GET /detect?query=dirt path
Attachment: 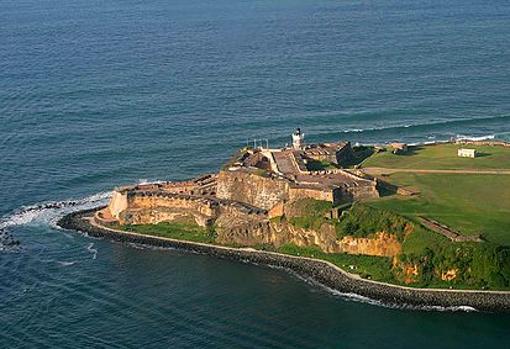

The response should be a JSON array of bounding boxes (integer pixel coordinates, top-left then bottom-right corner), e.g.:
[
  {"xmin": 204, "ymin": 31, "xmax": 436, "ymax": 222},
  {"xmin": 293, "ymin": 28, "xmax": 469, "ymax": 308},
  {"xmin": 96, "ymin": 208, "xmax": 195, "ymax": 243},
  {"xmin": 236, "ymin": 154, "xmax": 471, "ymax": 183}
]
[{"xmin": 362, "ymin": 167, "xmax": 510, "ymax": 176}]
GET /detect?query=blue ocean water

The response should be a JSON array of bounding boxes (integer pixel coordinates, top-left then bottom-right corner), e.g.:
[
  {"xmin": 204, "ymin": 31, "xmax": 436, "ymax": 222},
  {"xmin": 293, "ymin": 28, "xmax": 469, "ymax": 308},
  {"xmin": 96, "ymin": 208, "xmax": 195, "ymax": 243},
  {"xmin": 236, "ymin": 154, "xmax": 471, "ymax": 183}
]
[{"xmin": 1, "ymin": 0, "xmax": 510, "ymax": 347}]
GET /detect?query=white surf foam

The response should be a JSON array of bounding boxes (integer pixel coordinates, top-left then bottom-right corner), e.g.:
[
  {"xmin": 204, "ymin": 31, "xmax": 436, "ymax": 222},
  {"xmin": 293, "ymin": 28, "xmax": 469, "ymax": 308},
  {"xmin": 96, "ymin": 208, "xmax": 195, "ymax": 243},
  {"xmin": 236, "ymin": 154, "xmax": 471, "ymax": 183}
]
[
  {"xmin": 87, "ymin": 243, "xmax": 98, "ymax": 260},
  {"xmin": 57, "ymin": 261, "xmax": 77, "ymax": 267},
  {"xmin": 0, "ymin": 191, "xmax": 111, "ymax": 231},
  {"xmin": 456, "ymin": 134, "xmax": 496, "ymax": 141}
]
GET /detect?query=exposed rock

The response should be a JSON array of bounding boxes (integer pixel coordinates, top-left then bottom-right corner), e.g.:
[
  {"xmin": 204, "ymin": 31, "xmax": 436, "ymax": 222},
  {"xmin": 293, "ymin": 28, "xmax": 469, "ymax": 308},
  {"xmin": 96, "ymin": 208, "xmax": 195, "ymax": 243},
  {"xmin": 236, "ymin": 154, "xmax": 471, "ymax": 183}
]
[
  {"xmin": 441, "ymin": 269, "xmax": 458, "ymax": 281},
  {"xmin": 217, "ymin": 220, "xmax": 401, "ymax": 257},
  {"xmin": 0, "ymin": 228, "xmax": 21, "ymax": 252},
  {"xmin": 338, "ymin": 232, "xmax": 401, "ymax": 257}
]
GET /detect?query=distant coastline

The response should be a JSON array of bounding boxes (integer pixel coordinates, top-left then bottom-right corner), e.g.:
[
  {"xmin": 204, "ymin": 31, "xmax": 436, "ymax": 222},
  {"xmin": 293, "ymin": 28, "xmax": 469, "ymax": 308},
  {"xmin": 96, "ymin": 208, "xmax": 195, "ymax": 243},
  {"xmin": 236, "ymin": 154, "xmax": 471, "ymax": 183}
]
[{"xmin": 58, "ymin": 208, "xmax": 510, "ymax": 313}]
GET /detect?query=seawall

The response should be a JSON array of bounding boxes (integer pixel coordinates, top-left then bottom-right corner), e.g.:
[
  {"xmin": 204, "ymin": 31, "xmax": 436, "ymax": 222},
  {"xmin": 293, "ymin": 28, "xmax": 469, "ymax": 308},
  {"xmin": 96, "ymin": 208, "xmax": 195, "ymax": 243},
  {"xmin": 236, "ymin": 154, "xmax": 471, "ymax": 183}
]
[{"xmin": 57, "ymin": 208, "xmax": 510, "ymax": 313}]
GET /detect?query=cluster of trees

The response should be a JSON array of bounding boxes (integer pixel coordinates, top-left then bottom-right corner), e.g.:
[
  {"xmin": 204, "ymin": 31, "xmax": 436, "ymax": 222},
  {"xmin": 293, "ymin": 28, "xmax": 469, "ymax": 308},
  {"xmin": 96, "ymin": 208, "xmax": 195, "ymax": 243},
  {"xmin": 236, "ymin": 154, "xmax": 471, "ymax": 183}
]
[{"xmin": 399, "ymin": 243, "xmax": 510, "ymax": 289}]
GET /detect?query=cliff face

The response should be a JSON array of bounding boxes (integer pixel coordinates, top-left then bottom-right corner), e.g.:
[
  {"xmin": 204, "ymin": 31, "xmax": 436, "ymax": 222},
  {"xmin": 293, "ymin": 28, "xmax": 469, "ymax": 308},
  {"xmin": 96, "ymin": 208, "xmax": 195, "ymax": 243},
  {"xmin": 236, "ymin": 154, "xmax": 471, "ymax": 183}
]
[
  {"xmin": 216, "ymin": 170, "xmax": 289, "ymax": 210},
  {"xmin": 216, "ymin": 220, "xmax": 401, "ymax": 257},
  {"xmin": 338, "ymin": 232, "xmax": 400, "ymax": 257}
]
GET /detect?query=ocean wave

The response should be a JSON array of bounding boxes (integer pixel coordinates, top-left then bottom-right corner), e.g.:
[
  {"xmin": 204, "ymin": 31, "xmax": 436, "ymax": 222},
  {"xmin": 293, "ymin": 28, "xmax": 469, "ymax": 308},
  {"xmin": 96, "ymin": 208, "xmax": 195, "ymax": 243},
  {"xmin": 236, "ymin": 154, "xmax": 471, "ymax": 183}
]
[
  {"xmin": 57, "ymin": 260, "xmax": 77, "ymax": 266},
  {"xmin": 456, "ymin": 134, "xmax": 496, "ymax": 141},
  {"xmin": 0, "ymin": 191, "xmax": 111, "ymax": 252},
  {"xmin": 87, "ymin": 243, "xmax": 98, "ymax": 260},
  {"xmin": 0, "ymin": 191, "xmax": 111, "ymax": 231},
  {"xmin": 338, "ymin": 114, "xmax": 510, "ymax": 136}
]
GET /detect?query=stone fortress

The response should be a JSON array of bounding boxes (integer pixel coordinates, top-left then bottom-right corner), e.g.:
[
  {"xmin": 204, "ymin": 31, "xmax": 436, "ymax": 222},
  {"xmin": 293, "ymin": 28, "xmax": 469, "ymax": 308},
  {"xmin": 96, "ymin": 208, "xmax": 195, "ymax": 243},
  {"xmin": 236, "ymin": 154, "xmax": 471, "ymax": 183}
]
[{"xmin": 96, "ymin": 129, "xmax": 394, "ymax": 256}]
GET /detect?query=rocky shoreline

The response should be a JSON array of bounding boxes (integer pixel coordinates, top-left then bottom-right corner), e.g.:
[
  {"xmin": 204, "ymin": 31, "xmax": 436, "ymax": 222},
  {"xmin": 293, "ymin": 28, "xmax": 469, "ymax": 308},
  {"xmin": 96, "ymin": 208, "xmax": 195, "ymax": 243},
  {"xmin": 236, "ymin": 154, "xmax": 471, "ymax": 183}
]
[{"xmin": 57, "ymin": 208, "xmax": 510, "ymax": 313}]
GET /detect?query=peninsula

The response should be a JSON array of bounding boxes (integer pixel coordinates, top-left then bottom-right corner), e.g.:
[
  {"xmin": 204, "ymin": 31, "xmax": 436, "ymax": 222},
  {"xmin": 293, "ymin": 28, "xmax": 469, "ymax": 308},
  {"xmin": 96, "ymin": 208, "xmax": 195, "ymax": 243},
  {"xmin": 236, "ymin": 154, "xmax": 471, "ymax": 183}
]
[{"xmin": 59, "ymin": 130, "xmax": 510, "ymax": 311}]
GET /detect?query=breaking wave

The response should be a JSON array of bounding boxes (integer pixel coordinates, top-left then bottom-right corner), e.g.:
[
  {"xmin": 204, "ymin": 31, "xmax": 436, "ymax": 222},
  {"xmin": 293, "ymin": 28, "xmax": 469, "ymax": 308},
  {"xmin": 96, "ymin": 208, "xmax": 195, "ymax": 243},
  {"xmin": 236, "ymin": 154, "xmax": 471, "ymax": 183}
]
[
  {"xmin": 87, "ymin": 243, "xmax": 98, "ymax": 260},
  {"xmin": 338, "ymin": 114, "xmax": 510, "ymax": 137},
  {"xmin": 456, "ymin": 134, "xmax": 496, "ymax": 141},
  {"xmin": 0, "ymin": 191, "xmax": 111, "ymax": 252},
  {"xmin": 0, "ymin": 191, "xmax": 111, "ymax": 230}
]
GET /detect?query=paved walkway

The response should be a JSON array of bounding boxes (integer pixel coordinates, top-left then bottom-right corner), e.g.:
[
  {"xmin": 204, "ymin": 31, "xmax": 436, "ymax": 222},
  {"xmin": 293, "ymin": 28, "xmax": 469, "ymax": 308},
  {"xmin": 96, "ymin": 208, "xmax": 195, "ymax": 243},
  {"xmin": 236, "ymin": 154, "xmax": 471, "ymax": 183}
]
[{"xmin": 273, "ymin": 151, "xmax": 299, "ymax": 175}]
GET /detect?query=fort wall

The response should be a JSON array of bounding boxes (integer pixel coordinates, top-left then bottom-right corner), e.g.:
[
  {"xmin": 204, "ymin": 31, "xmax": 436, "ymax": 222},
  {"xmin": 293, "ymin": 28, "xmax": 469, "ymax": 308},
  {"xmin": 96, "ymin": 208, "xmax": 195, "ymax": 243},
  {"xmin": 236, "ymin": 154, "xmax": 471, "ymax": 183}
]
[
  {"xmin": 108, "ymin": 190, "xmax": 128, "ymax": 219},
  {"xmin": 288, "ymin": 185, "xmax": 334, "ymax": 203},
  {"xmin": 216, "ymin": 170, "xmax": 290, "ymax": 210},
  {"xmin": 107, "ymin": 189, "xmax": 268, "ymax": 230}
]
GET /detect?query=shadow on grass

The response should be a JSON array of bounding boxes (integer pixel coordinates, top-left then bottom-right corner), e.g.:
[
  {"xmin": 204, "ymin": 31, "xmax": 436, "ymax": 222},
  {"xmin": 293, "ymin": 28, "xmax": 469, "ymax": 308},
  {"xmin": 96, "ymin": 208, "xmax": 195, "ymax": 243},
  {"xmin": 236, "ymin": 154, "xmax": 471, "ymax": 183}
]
[
  {"xmin": 475, "ymin": 152, "xmax": 491, "ymax": 158},
  {"xmin": 393, "ymin": 145, "xmax": 423, "ymax": 157},
  {"xmin": 377, "ymin": 180, "xmax": 399, "ymax": 197},
  {"xmin": 344, "ymin": 146, "xmax": 375, "ymax": 167}
]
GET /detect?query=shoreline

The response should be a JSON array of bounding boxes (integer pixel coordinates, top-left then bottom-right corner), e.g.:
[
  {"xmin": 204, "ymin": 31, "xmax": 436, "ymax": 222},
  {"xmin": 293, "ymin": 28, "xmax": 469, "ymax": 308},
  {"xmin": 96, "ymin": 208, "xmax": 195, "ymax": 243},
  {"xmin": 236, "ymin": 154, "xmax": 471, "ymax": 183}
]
[{"xmin": 57, "ymin": 208, "xmax": 510, "ymax": 313}]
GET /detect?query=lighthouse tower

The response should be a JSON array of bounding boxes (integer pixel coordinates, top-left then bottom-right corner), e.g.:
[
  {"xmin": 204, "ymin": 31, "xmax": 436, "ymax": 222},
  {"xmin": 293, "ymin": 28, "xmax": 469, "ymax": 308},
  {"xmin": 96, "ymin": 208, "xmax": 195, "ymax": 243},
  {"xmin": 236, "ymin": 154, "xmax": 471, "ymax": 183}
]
[{"xmin": 292, "ymin": 128, "xmax": 304, "ymax": 150}]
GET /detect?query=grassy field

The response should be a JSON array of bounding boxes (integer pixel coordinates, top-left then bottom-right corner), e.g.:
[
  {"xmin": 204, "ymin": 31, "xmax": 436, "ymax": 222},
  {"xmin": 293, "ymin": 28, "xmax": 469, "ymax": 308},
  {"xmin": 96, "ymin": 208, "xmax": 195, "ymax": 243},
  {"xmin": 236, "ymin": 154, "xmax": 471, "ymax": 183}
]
[
  {"xmin": 368, "ymin": 173, "xmax": 510, "ymax": 245},
  {"xmin": 362, "ymin": 143, "xmax": 510, "ymax": 170},
  {"xmin": 120, "ymin": 222, "xmax": 216, "ymax": 243}
]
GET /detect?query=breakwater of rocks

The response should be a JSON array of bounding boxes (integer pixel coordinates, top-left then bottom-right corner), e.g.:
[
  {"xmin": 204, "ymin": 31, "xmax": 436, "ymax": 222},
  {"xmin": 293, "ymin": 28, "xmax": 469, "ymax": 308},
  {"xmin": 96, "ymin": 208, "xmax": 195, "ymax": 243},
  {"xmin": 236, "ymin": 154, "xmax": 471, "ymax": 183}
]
[
  {"xmin": 0, "ymin": 228, "xmax": 20, "ymax": 252},
  {"xmin": 57, "ymin": 208, "xmax": 510, "ymax": 313}
]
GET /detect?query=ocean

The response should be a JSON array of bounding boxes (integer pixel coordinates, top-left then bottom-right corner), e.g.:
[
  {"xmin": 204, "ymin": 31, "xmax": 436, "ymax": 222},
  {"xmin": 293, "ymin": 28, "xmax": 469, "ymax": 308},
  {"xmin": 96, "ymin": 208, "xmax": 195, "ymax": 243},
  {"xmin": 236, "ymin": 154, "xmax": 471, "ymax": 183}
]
[{"xmin": 1, "ymin": 0, "xmax": 510, "ymax": 347}]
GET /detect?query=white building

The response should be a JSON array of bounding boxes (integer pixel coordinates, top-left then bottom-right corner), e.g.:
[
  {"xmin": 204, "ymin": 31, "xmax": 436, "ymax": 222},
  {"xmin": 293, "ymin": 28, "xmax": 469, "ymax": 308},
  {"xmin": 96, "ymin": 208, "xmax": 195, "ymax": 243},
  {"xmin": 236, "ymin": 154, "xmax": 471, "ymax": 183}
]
[
  {"xmin": 458, "ymin": 148, "xmax": 477, "ymax": 158},
  {"xmin": 292, "ymin": 128, "xmax": 304, "ymax": 150}
]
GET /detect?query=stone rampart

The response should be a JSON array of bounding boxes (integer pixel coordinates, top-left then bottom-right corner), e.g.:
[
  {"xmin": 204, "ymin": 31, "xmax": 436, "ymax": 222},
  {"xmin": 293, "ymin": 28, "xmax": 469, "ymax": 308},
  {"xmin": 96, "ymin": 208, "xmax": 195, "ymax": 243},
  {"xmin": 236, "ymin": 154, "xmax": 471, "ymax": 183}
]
[
  {"xmin": 288, "ymin": 185, "xmax": 334, "ymax": 203},
  {"xmin": 108, "ymin": 189, "xmax": 268, "ymax": 229},
  {"xmin": 108, "ymin": 190, "xmax": 128, "ymax": 219},
  {"xmin": 216, "ymin": 170, "xmax": 290, "ymax": 210},
  {"xmin": 455, "ymin": 139, "xmax": 510, "ymax": 148}
]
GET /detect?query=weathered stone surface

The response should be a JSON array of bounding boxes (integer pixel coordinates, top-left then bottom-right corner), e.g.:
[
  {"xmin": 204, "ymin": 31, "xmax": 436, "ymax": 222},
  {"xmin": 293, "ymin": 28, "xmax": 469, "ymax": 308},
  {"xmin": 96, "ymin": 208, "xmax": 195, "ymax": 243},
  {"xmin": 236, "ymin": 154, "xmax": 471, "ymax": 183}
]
[
  {"xmin": 218, "ymin": 220, "xmax": 401, "ymax": 257},
  {"xmin": 338, "ymin": 232, "xmax": 401, "ymax": 257},
  {"xmin": 216, "ymin": 170, "xmax": 289, "ymax": 210}
]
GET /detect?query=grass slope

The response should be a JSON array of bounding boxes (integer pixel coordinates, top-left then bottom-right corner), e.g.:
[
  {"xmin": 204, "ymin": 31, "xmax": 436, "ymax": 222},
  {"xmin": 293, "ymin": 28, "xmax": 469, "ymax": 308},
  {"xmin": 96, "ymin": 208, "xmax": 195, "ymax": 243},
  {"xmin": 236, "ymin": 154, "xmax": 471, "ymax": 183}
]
[
  {"xmin": 122, "ymin": 222, "xmax": 216, "ymax": 243},
  {"xmin": 369, "ymin": 173, "xmax": 510, "ymax": 245}
]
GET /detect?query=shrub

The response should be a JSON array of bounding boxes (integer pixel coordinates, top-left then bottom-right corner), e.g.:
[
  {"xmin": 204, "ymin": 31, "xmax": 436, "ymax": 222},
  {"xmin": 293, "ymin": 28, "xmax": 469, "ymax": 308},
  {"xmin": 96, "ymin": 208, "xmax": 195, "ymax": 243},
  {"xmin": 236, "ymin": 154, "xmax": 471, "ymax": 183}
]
[
  {"xmin": 398, "ymin": 242, "xmax": 510, "ymax": 289},
  {"xmin": 337, "ymin": 203, "xmax": 413, "ymax": 241}
]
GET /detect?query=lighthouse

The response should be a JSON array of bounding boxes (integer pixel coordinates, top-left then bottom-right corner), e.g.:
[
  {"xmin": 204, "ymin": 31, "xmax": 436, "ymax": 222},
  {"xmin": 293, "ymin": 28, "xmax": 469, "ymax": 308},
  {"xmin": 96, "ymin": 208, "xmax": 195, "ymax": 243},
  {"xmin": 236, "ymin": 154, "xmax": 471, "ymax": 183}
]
[{"xmin": 292, "ymin": 128, "xmax": 304, "ymax": 150}]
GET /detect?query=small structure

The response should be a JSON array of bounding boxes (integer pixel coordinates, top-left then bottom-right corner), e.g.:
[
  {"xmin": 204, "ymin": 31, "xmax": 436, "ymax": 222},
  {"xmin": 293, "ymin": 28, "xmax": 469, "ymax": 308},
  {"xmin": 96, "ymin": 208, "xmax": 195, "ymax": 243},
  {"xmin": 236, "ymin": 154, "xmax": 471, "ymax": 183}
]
[
  {"xmin": 303, "ymin": 142, "xmax": 352, "ymax": 166},
  {"xmin": 457, "ymin": 148, "xmax": 477, "ymax": 158},
  {"xmin": 292, "ymin": 128, "xmax": 304, "ymax": 150},
  {"xmin": 390, "ymin": 142, "xmax": 408, "ymax": 154}
]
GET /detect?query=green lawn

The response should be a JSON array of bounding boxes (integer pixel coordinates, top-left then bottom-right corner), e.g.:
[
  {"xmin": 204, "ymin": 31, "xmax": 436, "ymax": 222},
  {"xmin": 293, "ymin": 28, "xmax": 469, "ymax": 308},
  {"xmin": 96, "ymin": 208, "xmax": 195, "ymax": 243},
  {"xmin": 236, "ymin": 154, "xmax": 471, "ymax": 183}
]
[
  {"xmin": 362, "ymin": 143, "xmax": 510, "ymax": 170},
  {"xmin": 120, "ymin": 222, "xmax": 216, "ymax": 243},
  {"xmin": 368, "ymin": 173, "xmax": 510, "ymax": 245}
]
